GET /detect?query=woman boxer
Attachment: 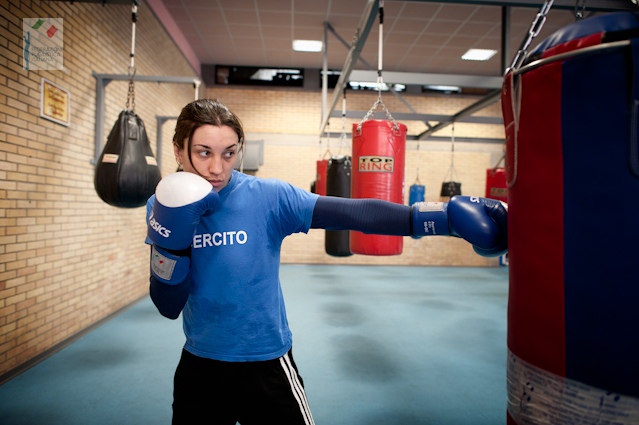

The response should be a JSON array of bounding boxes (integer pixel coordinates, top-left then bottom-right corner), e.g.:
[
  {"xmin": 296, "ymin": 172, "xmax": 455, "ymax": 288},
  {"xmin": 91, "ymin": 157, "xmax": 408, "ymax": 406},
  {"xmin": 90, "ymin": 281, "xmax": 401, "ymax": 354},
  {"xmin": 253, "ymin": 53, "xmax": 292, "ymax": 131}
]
[{"xmin": 146, "ymin": 98, "xmax": 507, "ymax": 425}]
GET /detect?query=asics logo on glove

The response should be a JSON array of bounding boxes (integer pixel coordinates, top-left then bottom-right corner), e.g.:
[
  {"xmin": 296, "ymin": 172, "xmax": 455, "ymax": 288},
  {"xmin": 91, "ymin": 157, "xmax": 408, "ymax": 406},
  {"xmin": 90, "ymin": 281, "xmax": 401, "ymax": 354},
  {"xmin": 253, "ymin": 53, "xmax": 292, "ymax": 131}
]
[{"xmin": 149, "ymin": 212, "xmax": 171, "ymax": 239}]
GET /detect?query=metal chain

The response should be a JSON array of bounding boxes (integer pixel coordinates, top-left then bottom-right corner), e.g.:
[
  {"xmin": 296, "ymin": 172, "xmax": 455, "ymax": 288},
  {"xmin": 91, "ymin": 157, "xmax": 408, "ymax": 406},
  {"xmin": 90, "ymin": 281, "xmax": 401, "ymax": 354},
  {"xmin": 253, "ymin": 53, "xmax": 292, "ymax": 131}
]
[
  {"xmin": 574, "ymin": 0, "xmax": 587, "ymax": 20},
  {"xmin": 445, "ymin": 123, "xmax": 460, "ymax": 182},
  {"xmin": 126, "ymin": 1, "xmax": 138, "ymax": 111},
  {"xmin": 357, "ymin": 0, "xmax": 399, "ymax": 133},
  {"xmin": 507, "ymin": 0, "xmax": 554, "ymax": 73},
  {"xmin": 126, "ymin": 77, "xmax": 135, "ymax": 111}
]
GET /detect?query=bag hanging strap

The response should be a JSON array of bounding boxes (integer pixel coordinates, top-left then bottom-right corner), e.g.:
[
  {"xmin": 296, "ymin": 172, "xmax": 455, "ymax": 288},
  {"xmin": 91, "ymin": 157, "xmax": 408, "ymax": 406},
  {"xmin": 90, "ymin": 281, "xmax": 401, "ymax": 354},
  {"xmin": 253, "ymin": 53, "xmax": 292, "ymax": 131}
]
[
  {"xmin": 492, "ymin": 153, "xmax": 506, "ymax": 171},
  {"xmin": 414, "ymin": 168, "xmax": 421, "ymax": 186},
  {"xmin": 357, "ymin": 0, "xmax": 399, "ymax": 133},
  {"xmin": 126, "ymin": 1, "xmax": 139, "ymax": 111}
]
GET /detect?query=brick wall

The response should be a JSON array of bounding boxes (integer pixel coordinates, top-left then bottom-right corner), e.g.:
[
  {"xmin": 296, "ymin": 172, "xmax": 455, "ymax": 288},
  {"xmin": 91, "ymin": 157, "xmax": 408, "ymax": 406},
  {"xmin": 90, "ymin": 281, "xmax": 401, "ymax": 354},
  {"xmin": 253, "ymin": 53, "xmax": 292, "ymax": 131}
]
[
  {"xmin": 0, "ymin": 0, "xmax": 507, "ymax": 380},
  {"xmin": 0, "ymin": 0, "xmax": 197, "ymax": 379}
]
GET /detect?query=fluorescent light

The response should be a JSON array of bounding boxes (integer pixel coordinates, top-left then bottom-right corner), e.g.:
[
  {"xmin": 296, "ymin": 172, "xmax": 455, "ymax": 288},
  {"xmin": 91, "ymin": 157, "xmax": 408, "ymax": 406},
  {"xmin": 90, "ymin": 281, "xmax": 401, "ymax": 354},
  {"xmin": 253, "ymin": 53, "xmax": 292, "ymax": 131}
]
[
  {"xmin": 424, "ymin": 84, "xmax": 461, "ymax": 93},
  {"xmin": 293, "ymin": 40, "xmax": 323, "ymax": 52},
  {"xmin": 462, "ymin": 49, "xmax": 497, "ymax": 61}
]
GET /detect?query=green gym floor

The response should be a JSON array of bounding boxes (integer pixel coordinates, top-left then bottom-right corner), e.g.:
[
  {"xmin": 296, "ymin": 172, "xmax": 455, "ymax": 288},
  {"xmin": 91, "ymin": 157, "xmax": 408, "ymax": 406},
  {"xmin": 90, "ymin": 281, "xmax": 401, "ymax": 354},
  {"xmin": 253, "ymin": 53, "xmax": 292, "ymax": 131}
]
[{"xmin": 0, "ymin": 264, "xmax": 509, "ymax": 425}]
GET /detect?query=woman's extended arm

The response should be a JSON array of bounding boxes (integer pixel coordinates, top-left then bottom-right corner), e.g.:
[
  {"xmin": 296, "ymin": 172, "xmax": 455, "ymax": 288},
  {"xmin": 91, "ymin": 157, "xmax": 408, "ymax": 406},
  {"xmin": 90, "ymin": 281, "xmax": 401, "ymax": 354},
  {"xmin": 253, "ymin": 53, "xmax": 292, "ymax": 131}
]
[{"xmin": 310, "ymin": 196, "xmax": 411, "ymax": 235}]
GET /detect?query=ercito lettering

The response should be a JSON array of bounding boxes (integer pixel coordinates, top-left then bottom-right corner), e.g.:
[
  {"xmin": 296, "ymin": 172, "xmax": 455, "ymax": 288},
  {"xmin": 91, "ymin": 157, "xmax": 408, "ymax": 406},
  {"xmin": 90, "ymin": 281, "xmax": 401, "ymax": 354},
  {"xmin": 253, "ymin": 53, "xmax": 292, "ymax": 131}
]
[
  {"xmin": 149, "ymin": 213, "xmax": 171, "ymax": 238},
  {"xmin": 193, "ymin": 230, "xmax": 248, "ymax": 248}
]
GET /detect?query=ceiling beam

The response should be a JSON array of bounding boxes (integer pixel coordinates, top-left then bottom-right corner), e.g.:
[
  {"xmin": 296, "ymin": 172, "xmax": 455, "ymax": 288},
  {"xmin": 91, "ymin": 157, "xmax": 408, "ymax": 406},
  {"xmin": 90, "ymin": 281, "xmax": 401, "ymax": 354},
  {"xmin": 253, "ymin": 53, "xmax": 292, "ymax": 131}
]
[
  {"xmin": 349, "ymin": 70, "xmax": 504, "ymax": 89},
  {"xmin": 416, "ymin": 89, "xmax": 502, "ymax": 140},
  {"xmin": 331, "ymin": 110, "xmax": 503, "ymax": 125},
  {"xmin": 389, "ymin": 0, "xmax": 637, "ymax": 12},
  {"xmin": 319, "ymin": 0, "xmax": 379, "ymax": 136}
]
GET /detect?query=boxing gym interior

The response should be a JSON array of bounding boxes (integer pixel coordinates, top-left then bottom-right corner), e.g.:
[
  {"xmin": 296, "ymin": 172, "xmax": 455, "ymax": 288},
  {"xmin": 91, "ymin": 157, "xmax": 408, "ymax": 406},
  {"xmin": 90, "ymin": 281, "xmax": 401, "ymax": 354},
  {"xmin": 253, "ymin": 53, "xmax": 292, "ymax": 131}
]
[{"xmin": 1, "ymin": 1, "xmax": 638, "ymax": 424}]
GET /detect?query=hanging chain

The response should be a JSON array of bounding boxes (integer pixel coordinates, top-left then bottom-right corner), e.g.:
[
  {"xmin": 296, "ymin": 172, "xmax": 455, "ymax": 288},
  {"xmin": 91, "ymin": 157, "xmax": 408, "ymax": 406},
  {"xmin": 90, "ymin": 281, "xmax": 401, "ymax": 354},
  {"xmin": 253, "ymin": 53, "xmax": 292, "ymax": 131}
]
[
  {"xmin": 337, "ymin": 86, "xmax": 349, "ymax": 155},
  {"xmin": 574, "ymin": 0, "xmax": 587, "ymax": 20},
  {"xmin": 126, "ymin": 1, "xmax": 138, "ymax": 110},
  {"xmin": 450, "ymin": 123, "xmax": 456, "ymax": 171},
  {"xmin": 126, "ymin": 78, "xmax": 136, "ymax": 110},
  {"xmin": 358, "ymin": 0, "xmax": 399, "ymax": 132},
  {"xmin": 507, "ymin": 0, "xmax": 554, "ymax": 73},
  {"xmin": 445, "ymin": 123, "xmax": 459, "ymax": 182}
]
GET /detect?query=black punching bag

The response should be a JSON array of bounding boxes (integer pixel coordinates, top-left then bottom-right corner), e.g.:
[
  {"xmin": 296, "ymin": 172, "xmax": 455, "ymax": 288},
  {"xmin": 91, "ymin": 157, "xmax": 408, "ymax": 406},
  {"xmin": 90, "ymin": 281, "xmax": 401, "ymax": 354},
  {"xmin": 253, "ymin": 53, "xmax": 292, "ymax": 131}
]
[
  {"xmin": 325, "ymin": 155, "xmax": 352, "ymax": 257},
  {"xmin": 94, "ymin": 110, "xmax": 161, "ymax": 208}
]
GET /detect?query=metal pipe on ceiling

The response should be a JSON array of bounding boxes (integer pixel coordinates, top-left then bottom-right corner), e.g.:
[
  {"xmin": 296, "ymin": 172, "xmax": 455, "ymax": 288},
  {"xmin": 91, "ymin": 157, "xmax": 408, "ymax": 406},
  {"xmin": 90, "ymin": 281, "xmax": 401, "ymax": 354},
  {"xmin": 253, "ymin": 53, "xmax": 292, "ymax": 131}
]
[{"xmin": 319, "ymin": 0, "xmax": 379, "ymax": 136}]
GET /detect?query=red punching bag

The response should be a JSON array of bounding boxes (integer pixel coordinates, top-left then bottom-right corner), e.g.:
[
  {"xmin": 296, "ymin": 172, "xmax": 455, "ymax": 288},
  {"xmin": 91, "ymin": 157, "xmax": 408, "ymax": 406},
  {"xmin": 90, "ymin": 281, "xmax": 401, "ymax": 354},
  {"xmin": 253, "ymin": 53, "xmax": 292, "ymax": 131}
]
[
  {"xmin": 315, "ymin": 159, "xmax": 328, "ymax": 196},
  {"xmin": 485, "ymin": 155, "xmax": 507, "ymax": 202},
  {"xmin": 350, "ymin": 120, "xmax": 406, "ymax": 255},
  {"xmin": 485, "ymin": 169, "xmax": 507, "ymax": 202}
]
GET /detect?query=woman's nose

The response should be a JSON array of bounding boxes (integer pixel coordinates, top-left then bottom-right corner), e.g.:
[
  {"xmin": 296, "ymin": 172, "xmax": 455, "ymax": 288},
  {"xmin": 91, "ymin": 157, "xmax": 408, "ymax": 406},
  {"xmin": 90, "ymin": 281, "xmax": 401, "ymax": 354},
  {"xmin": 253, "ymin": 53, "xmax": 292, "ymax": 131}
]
[{"xmin": 208, "ymin": 155, "xmax": 223, "ymax": 175}]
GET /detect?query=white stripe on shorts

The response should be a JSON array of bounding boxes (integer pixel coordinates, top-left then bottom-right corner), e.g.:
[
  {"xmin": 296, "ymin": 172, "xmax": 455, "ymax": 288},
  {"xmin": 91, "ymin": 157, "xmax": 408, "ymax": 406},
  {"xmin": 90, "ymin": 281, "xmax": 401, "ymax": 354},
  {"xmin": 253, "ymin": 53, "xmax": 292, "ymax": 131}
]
[{"xmin": 280, "ymin": 353, "xmax": 315, "ymax": 425}]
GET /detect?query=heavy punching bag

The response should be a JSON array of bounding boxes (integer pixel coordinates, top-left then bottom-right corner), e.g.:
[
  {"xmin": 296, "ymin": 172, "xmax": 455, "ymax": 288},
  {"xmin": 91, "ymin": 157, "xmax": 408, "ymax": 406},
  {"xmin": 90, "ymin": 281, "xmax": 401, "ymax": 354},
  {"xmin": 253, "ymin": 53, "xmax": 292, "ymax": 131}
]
[
  {"xmin": 325, "ymin": 156, "xmax": 352, "ymax": 257},
  {"xmin": 408, "ymin": 177, "xmax": 425, "ymax": 205},
  {"xmin": 485, "ymin": 167, "xmax": 507, "ymax": 202},
  {"xmin": 350, "ymin": 120, "xmax": 406, "ymax": 255},
  {"xmin": 94, "ymin": 110, "xmax": 161, "ymax": 208},
  {"xmin": 503, "ymin": 12, "xmax": 639, "ymax": 424},
  {"xmin": 315, "ymin": 159, "xmax": 328, "ymax": 196}
]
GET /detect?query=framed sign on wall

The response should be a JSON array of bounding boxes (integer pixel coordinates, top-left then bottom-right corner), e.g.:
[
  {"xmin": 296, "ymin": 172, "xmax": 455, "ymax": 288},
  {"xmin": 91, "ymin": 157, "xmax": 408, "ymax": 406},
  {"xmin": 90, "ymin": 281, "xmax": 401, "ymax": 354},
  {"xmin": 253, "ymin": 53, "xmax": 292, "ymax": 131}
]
[{"xmin": 40, "ymin": 78, "xmax": 70, "ymax": 126}]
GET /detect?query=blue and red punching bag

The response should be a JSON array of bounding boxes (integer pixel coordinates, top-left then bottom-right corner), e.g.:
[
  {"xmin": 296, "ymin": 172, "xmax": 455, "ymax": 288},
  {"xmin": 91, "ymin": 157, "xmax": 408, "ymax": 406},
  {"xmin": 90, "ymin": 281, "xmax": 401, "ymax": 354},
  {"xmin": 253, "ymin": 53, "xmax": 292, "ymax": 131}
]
[
  {"xmin": 350, "ymin": 120, "xmax": 406, "ymax": 255},
  {"xmin": 503, "ymin": 12, "xmax": 639, "ymax": 424}
]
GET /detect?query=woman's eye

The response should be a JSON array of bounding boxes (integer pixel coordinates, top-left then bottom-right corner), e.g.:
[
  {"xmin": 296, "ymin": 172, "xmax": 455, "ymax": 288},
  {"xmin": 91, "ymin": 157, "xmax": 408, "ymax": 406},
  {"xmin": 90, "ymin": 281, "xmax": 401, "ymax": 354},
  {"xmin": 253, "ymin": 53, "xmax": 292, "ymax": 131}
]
[
  {"xmin": 224, "ymin": 151, "xmax": 236, "ymax": 159},
  {"xmin": 197, "ymin": 150, "xmax": 210, "ymax": 157}
]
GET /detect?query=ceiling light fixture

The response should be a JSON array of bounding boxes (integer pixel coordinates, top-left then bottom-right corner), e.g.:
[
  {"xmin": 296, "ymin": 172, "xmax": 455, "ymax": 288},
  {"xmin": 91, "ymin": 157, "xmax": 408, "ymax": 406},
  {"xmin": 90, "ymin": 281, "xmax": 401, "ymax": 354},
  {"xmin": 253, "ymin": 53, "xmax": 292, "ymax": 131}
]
[
  {"xmin": 293, "ymin": 40, "xmax": 323, "ymax": 52},
  {"xmin": 424, "ymin": 84, "xmax": 462, "ymax": 94},
  {"xmin": 462, "ymin": 49, "xmax": 497, "ymax": 61}
]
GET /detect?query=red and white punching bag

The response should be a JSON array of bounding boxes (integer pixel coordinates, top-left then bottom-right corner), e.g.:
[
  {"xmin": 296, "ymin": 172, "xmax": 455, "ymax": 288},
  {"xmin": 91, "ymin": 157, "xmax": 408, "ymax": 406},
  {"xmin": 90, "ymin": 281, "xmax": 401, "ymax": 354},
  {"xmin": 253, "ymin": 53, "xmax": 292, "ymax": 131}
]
[
  {"xmin": 350, "ymin": 119, "xmax": 406, "ymax": 255},
  {"xmin": 503, "ymin": 12, "xmax": 639, "ymax": 425},
  {"xmin": 485, "ymin": 167, "xmax": 507, "ymax": 202},
  {"xmin": 315, "ymin": 159, "xmax": 328, "ymax": 196}
]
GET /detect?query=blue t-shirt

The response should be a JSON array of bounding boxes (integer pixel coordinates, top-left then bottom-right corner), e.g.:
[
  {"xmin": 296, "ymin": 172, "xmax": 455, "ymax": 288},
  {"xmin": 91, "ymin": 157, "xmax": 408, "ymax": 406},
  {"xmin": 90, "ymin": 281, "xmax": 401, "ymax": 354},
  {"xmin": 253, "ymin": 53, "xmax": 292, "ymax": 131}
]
[{"xmin": 147, "ymin": 170, "xmax": 319, "ymax": 362}]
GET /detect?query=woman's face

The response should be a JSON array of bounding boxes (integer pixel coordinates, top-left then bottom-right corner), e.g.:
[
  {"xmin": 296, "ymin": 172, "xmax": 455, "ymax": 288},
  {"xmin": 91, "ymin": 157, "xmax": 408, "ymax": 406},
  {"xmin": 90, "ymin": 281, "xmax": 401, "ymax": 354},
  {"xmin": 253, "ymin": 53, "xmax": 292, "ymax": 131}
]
[{"xmin": 175, "ymin": 124, "xmax": 239, "ymax": 191}]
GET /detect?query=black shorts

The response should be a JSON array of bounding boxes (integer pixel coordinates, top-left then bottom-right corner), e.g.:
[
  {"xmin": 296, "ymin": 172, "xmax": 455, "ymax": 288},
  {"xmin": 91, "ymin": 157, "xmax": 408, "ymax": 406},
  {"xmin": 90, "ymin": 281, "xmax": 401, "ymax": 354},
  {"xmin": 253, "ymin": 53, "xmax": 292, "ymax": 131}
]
[{"xmin": 172, "ymin": 348, "xmax": 315, "ymax": 425}]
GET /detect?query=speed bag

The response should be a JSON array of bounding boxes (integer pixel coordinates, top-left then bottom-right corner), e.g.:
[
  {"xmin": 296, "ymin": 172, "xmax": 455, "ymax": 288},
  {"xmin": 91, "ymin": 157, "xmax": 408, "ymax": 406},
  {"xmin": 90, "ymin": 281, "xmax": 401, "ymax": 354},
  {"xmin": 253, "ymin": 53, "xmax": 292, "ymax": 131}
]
[
  {"xmin": 94, "ymin": 110, "xmax": 161, "ymax": 208},
  {"xmin": 315, "ymin": 159, "xmax": 328, "ymax": 196},
  {"xmin": 440, "ymin": 181, "xmax": 461, "ymax": 198},
  {"xmin": 485, "ymin": 167, "xmax": 507, "ymax": 202},
  {"xmin": 503, "ymin": 12, "xmax": 639, "ymax": 425},
  {"xmin": 350, "ymin": 120, "xmax": 406, "ymax": 255},
  {"xmin": 325, "ymin": 156, "xmax": 352, "ymax": 257},
  {"xmin": 408, "ymin": 183, "xmax": 425, "ymax": 205}
]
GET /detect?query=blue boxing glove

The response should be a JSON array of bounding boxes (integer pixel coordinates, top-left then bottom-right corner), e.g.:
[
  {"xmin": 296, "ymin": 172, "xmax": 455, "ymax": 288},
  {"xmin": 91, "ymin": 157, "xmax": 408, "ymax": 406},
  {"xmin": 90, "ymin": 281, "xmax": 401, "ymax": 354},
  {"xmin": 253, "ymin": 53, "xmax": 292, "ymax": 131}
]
[
  {"xmin": 147, "ymin": 172, "xmax": 220, "ymax": 250},
  {"xmin": 411, "ymin": 196, "xmax": 507, "ymax": 257},
  {"xmin": 147, "ymin": 172, "xmax": 220, "ymax": 285}
]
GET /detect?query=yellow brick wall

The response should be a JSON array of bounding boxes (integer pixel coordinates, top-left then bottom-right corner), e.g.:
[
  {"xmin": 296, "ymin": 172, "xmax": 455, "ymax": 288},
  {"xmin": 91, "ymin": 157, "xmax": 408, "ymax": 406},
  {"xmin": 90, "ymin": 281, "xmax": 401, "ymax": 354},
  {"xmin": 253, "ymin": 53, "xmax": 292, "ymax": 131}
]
[
  {"xmin": 0, "ymin": 0, "xmax": 197, "ymax": 378},
  {"xmin": 0, "ymin": 0, "xmax": 507, "ymax": 380}
]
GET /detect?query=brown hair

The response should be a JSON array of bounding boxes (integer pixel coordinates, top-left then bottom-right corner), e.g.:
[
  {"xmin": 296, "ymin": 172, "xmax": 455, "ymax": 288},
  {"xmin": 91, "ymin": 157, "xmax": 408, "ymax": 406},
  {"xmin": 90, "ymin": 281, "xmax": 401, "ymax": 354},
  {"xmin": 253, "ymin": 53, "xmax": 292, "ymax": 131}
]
[{"xmin": 173, "ymin": 98, "xmax": 245, "ymax": 171}]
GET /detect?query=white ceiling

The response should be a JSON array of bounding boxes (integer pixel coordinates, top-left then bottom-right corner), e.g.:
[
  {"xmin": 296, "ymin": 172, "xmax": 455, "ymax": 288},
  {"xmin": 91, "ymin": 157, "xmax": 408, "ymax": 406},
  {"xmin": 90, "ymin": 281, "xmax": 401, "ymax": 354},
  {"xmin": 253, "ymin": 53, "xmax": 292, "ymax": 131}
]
[{"xmin": 156, "ymin": 0, "xmax": 636, "ymax": 80}]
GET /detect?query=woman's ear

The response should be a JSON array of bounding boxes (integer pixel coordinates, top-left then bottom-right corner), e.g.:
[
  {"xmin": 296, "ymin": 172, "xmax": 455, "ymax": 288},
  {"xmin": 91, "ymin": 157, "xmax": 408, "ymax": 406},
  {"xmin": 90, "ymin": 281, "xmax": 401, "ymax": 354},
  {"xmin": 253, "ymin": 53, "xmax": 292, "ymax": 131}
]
[{"xmin": 174, "ymin": 143, "xmax": 183, "ymax": 167}]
